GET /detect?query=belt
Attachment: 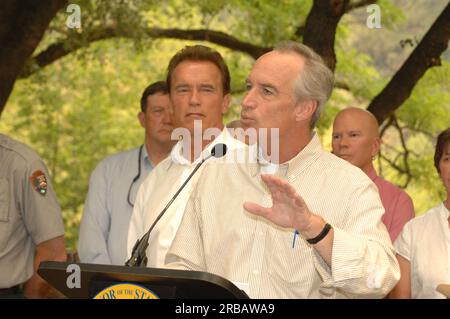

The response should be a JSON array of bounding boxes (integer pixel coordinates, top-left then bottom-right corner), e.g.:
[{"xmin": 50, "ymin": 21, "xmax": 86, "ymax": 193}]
[{"xmin": 0, "ymin": 285, "xmax": 22, "ymax": 295}]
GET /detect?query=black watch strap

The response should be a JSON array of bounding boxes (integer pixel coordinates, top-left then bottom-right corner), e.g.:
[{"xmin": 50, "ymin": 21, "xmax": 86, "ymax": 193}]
[{"xmin": 306, "ymin": 223, "xmax": 332, "ymax": 245}]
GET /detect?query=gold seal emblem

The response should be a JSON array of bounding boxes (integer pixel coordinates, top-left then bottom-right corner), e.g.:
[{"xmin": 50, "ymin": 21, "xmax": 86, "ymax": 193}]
[{"xmin": 94, "ymin": 283, "xmax": 160, "ymax": 299}]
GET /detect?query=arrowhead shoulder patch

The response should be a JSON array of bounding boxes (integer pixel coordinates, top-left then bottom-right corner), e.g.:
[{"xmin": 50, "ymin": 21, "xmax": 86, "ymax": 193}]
[{"xmin": 29, "ymin": 170, "xmax": 48, "ymax": 196}]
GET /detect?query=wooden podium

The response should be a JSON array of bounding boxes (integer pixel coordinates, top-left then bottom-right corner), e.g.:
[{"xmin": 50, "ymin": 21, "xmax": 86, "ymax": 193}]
[{"xmin": 38, "ymin": 261, "xmax": 249, "ymax": 299}]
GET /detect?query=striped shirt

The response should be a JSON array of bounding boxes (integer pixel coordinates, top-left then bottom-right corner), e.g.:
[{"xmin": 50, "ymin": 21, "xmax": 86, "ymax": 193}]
[
  {"xmin": 128, "ymin": 128, "xmax": 246, "ymax": 267},
  {"xmin": 166, "ymin": 133, "xmax": 400, "ymax": 298}
]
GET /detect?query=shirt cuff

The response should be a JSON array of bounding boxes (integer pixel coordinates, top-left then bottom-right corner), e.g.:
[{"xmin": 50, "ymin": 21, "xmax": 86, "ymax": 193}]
[{"xmin": 313, "ymin": 226, "xmax": 365, "ymax": 287}]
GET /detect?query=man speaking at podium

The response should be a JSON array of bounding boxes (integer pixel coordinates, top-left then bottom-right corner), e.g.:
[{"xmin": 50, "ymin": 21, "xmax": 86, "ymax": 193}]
[{"xmin": 165, "ymin": 42, "xmax": 400, "ymax": 298}]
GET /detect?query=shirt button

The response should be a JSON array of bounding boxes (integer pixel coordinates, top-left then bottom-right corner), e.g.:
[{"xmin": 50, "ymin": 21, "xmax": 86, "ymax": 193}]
[{"xmin": 259, "ymin": 231, "xmax": 264, "ymax": 236}]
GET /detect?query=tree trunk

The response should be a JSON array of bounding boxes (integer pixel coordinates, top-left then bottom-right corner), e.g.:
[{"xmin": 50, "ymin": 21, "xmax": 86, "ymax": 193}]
[
  {"xmin": 303, "ymin": 0, "xmax": 350, "ymax": 71},
  {"xmin": 0, "ymin": 0, "xmax": 67, "ymax": 117}
]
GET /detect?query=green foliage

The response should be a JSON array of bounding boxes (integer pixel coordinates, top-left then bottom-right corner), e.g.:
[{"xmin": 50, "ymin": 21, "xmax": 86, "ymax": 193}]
[
  {"xmin": 143, "ymin": 0, "xmax": 312, "ymax": 46},
  {"xmin": 2, "ymin": 39, "xmax": 166, "ymax": 249},
  {"xmin": 380, "ymin": 61, "xmax": 450, "ymax": 214},
  {"xmin": 331, "ymin": 1, "xmax": 450, "ymax": 215},
  {"xmin": 1, "ymin": 36, "xmax": 253, "ymax": 250},
  {"xmin": 1, "ymin": 0, "xmax": 449, "ymax": 250},
  {"xmin": 397, "ymin": 61, "xmax": 450, "ymax": 133},
  {"xmin": 220, "ymin": 0, "xmax": 312, "ymax": 45}
]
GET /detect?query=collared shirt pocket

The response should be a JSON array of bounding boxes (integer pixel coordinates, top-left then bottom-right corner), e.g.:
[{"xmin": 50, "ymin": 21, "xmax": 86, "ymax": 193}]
[{"xmin": 0, "ymin": 178, "xmax": 10, "ymax": 222}]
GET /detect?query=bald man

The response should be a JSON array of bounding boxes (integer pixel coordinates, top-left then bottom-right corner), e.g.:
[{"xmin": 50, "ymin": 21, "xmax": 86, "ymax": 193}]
[{"xmin": 332, "ymin": 107, "xmax": 415, "ymax": 242}]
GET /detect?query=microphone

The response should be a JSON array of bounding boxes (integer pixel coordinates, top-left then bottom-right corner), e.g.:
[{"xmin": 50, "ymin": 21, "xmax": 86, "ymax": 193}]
[{"xmin": 125, "ymin": 143, "xmax": 228, "ymax": 267}]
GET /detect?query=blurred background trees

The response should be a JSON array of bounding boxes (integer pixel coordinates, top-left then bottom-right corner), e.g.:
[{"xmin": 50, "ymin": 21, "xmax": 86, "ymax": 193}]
[{"xmin": 1, "ymin": 0, "xmax": 449, "ymax": 250}]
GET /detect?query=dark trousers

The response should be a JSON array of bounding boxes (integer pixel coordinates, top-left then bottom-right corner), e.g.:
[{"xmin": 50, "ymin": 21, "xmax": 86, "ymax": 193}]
[{"xmin": 0, "ymin": 285, "xmax": 25, "ymax": 299}]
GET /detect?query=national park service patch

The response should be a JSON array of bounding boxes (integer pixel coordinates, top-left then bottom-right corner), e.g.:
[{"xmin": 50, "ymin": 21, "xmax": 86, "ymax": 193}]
[{"xmin": 30, "ymin": 170, "xmax": 48, "ymax": 196}]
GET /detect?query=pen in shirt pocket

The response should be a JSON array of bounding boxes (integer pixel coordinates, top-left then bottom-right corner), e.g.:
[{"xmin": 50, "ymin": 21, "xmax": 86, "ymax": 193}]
[{"xmin": 292, "ymin": 229, "xmax": 299, "ymax": 248}]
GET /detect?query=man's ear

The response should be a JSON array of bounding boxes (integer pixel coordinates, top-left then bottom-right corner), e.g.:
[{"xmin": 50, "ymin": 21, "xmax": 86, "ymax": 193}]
[
  {"xmin": 222, "ymin": 93, "xmax": 231, "ymax": 114},
  {"xmin": 138, "ymin": 112, "xmax": 146, "ymax": 128},
  {"xmin": 372, "ymin": 137, "xmax": 381, "ymax": 157},
  {"xmin": 294, "ymin": 99, "xmax": 317, "ymax": 122}
]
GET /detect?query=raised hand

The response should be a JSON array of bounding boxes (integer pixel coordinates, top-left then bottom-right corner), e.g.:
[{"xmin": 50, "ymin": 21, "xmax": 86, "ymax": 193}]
[{"xmin": 243, "ymin": 174, "xmax": 313, "ymax": 231}]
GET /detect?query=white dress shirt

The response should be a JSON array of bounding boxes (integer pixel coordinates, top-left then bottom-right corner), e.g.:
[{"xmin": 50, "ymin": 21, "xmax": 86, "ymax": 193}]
[
  {"xmin": 79, "ymin": 146, "xmax": 154, "ymax": 265},
  {"xmin": 166, "ymin": 133, "xmax": 400, "ymax": 298},
  {"xmin": 394, "ymin": 203, "xmax": 450, "ymax": 298},
  {"xmin": 128, "ymin": 128, "xmax": 246, "ymax": 267}
]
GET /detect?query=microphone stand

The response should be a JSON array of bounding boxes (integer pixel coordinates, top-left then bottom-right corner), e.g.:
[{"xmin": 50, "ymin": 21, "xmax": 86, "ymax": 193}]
[{"xmin": 125, "ymin": 145, "xmax": 225, "ymax": 267}]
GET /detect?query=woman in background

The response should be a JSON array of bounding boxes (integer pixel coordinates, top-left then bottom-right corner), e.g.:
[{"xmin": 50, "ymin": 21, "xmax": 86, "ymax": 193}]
[{"xmin": 391, "ymin": 127, "xmax": 450, "ymax": 298}]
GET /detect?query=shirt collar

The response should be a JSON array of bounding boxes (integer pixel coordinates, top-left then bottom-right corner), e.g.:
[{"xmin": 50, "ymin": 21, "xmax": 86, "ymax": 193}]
[
  {"xmin": 248, "ymin": 144, "xmax": 286, "ymax": 176},
  {"xmin": 250, "ymin": 132, "xmax": 322, "ymax": 178},
  {"xmin": 167, "ymin": 127, "xmax": 231, "ymax": 169},
  {"xmin": 141, "ymin": 145, "xmax": 153, "ymax": 168}
]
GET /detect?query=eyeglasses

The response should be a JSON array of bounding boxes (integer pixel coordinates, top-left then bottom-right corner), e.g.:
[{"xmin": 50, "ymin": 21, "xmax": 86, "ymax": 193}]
[{"xmin": 127, "ymin": 145, "xmax": 143, "ymax": 207}]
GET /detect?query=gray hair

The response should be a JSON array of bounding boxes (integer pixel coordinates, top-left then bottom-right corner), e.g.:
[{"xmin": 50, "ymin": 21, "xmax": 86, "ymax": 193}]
[{"xmin": 274, "ymin": 41, "xmax": 334, "ymax": 129}]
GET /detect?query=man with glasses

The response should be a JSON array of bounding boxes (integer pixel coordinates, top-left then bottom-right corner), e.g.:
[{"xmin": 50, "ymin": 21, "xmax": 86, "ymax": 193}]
[{"xmin": 78, "ymin": 81, "xmax": 175, "ymax": 265}]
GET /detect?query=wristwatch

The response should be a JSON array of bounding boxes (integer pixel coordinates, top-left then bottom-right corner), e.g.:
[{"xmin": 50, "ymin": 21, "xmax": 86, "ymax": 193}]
[{"xmin": 306, "ymin": 223, "xmax": 332, "ymax": 245}]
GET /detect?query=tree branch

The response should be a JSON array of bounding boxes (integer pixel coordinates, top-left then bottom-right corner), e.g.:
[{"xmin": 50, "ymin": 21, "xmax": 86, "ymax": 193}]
[
  {"xmin": 302, "ymin": 0, "xmax": 350, "ymax": 71},
  {"xmin": 379, "ymin": 115, "xmax": 395, "ymax": 139},
  {"xmin": 295, "ymin": 0, "xmax": 378, "ymax": 38},
  {"xmin": 367, "ymin": 2, "xmax": 450, "ymax": 124},
  {"xmin": 403, "ymin": 125, "xmax": 435, "ymax": 140},
  {"xmin": 21, "ymin": 0, "xmax": 372, "ymax": 79},
  {"xmin": 392, "ymin": 116, "xmax": 413, "ymax": 188},
  {"xmin": 347, "ymin": 0, "xmax": 378, "ymax": 12},
  {"xmin": 148, "ymin": 28, "xmax": 271, "ymax": 59},
  {"xmin": 20, "ymin": 27, "xmax": 271, "ymax": 78},
  {"xmin": 334, "ymin": 81, "xmax": 352, "ymax": 91},
  {"xmin": 379, "ymin": 115, "xmax": 414, "ymax": 188},
  {"xmin": 379, "ymin": 153, "xmax": 410, "ymax": 180}
]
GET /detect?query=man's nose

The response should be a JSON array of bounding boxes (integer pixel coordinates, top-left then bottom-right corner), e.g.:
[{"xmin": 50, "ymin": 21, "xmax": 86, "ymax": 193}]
[
  {"xmin": 189, "ymin": 88, "xmax": 200, "ymax": 106},
  {"xmin": 163, "ymin": 109, "xmax": 173, "ymax": 124},
  {"xmin": 339, "ymin": 135, "xmax": 350, "ymax": 147},
  {"xmin": 242, "ymin": 88, "xmax": 256, "ymax": 110}
]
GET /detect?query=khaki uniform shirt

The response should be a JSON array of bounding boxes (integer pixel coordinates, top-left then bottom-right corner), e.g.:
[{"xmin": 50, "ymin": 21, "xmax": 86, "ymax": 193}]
[
  {"xmin": 0, "ymin": 134, "xmax": 64, "ymax": 288},
  {"xmin": 166, "ymin": 133, "xmax": 400, "ymax": 298}
]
